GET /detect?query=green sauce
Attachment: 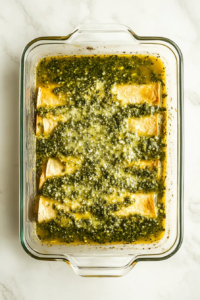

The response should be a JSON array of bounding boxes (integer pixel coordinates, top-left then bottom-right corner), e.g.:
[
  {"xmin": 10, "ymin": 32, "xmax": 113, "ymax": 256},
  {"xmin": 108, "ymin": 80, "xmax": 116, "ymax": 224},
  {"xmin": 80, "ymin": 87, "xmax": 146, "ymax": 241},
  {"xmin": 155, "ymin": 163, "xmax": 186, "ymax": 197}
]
[{"xmin": 36, "ymin": 54, "xmax": 166, "ymax": 244}]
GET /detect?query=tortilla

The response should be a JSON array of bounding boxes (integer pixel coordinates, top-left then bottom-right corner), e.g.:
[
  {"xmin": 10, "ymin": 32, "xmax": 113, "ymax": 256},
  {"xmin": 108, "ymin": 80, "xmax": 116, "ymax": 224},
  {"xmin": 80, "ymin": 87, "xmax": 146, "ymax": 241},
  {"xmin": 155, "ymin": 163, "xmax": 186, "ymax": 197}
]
[
  {"xmin": 128, "ymin": 114, "xmax": 161, "ymax": 136},
  {"xmin": 38, "ymin": 192, "xmax": 157, "ymax": 223},
  {"xmin": 36, "ymin": 113, "xmax": 69, "ymax": 136},
  {"xmin": 38, "ymin": 196, "xmax": 89, "ymax": 223},
  {"xmin": 126, "ymin": 160, "xmax": 161, "ymax": 178},
  {"xmin": 112, "ymin": 82, "xmax": 161, "ymax": 105},
  {"xmin": 115, "ymin": 193, "xmax": 157, "ymax": 218},
  {"xmin": 39, "ymin": 157, "xmax": 82, "ymax": 189},
  {"xmin": 37, "ymin": 86, "xmax": 67, "ymax": 108}
]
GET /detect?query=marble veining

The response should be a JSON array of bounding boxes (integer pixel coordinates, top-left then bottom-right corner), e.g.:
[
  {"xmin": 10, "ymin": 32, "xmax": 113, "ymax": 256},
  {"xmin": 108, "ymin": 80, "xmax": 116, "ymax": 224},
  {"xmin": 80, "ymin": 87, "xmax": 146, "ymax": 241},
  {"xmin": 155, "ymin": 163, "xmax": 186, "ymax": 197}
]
[
  {"xmin": 0, "ymin": 0, "xmax": 200, "ymax": 299},
  {"xmin": 0, "ymin": 283, "xmax": 16, "ymax": 300}
]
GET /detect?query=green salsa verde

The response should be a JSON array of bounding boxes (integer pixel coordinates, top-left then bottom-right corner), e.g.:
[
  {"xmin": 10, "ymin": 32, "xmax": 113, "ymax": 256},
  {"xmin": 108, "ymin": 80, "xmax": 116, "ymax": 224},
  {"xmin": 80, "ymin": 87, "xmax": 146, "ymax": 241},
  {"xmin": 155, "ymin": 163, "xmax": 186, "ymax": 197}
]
[{"xmin": 36, "ymin": 54, "xmax": 166, "ymax": 244}]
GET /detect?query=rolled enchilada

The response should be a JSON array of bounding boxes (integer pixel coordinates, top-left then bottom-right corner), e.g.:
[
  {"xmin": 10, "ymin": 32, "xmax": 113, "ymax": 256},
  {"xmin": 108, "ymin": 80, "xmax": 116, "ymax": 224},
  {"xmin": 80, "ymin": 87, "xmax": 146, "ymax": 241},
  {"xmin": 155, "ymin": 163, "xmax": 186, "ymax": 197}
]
[
  {"xmin": 37, "ymin": 86, "xmax": 67, "ymax": 108},
  {"xmin": 112, "ymin": 82, "xmax": 161, "ymax": 105},
  {"xmin": 38, "ymin": 193, "xmax": 157, "ymax": 223},
  {"xmin": 39, "ymin": 157, "xmax": 82, "ymax": 189},
  {"xmin": 128, "ymin": 114, "xmax": 161, "ymax": 136}
]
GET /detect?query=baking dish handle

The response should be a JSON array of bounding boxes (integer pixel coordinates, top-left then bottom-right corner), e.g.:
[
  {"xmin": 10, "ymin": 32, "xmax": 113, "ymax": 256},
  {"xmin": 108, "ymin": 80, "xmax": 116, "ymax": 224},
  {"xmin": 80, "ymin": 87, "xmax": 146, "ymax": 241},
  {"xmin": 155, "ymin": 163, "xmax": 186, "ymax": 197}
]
[
  {"xmin": 67, "ymin": 23, "xmax": 139, "ymax": 44},
  {"xmin": 64, "ymin": 255, "xmax": 137, "ymax": 277}
]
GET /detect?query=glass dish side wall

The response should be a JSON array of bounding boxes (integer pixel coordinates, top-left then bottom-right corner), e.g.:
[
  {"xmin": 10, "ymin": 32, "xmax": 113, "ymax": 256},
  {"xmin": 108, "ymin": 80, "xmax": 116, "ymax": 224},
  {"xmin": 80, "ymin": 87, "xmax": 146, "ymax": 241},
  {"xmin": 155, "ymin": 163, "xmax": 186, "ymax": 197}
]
[{"xmin": 20, "ymin": 24, "xmax": 183, "ymax": 276}]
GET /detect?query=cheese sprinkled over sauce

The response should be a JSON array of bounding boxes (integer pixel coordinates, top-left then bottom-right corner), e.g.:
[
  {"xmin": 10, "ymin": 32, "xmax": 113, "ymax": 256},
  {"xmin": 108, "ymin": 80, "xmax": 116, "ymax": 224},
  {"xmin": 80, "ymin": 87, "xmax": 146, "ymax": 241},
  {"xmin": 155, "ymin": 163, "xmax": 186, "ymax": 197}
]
[{"xmin": 35, "ymin": 54, "xmax": 167, "ymax": 245}]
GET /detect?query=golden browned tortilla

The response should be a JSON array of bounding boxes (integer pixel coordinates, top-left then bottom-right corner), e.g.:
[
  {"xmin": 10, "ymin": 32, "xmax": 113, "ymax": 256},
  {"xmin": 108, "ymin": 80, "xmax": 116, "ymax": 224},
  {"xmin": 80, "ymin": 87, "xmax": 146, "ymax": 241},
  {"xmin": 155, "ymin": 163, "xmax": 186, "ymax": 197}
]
[{"xmin": 112, "ymin": 82, "xmax": 161, "ymax": 105}]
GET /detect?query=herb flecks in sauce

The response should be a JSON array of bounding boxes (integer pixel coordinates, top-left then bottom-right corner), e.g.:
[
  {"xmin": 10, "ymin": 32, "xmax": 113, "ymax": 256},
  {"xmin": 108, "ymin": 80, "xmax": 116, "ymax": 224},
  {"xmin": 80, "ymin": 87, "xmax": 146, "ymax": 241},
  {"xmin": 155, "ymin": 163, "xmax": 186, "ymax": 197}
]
[{"xmin": 36, "ymin": 55, "xmax": 166, "ymax": 244}]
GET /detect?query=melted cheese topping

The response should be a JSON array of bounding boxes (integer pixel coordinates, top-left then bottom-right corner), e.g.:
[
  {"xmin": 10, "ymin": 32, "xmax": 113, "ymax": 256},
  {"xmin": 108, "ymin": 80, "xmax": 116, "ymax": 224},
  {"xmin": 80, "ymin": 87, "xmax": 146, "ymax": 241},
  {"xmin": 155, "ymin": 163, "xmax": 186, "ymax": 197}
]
[{"xmin": 35, "ymin": 54, "xmax": 166, "ymax": 244}]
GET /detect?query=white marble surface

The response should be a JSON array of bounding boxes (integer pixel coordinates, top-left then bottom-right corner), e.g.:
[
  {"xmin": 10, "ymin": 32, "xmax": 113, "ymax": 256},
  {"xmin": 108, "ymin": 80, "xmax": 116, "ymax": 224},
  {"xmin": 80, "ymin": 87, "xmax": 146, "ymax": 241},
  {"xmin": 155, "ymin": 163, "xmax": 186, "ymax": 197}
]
[{"xmin": 0, "ymin": 0, "xmax": 199, "ymax": 299}]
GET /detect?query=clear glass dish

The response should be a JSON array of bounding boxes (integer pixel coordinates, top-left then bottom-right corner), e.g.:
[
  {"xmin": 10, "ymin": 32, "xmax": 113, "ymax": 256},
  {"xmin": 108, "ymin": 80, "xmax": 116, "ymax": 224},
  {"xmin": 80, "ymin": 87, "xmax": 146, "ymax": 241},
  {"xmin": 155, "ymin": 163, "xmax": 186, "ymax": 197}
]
[{"xmin": 20, "ymin": 23, "xmax": 184, "ymax": 277}]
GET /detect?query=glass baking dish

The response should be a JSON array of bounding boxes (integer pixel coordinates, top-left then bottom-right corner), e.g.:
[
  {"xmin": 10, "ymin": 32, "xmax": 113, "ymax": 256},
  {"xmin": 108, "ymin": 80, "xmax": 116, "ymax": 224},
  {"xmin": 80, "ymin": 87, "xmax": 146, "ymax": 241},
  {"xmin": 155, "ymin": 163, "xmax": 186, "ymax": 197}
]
[{"xmin": 19, "ymin": 23, "xmax": 184, "ymax": 277}]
